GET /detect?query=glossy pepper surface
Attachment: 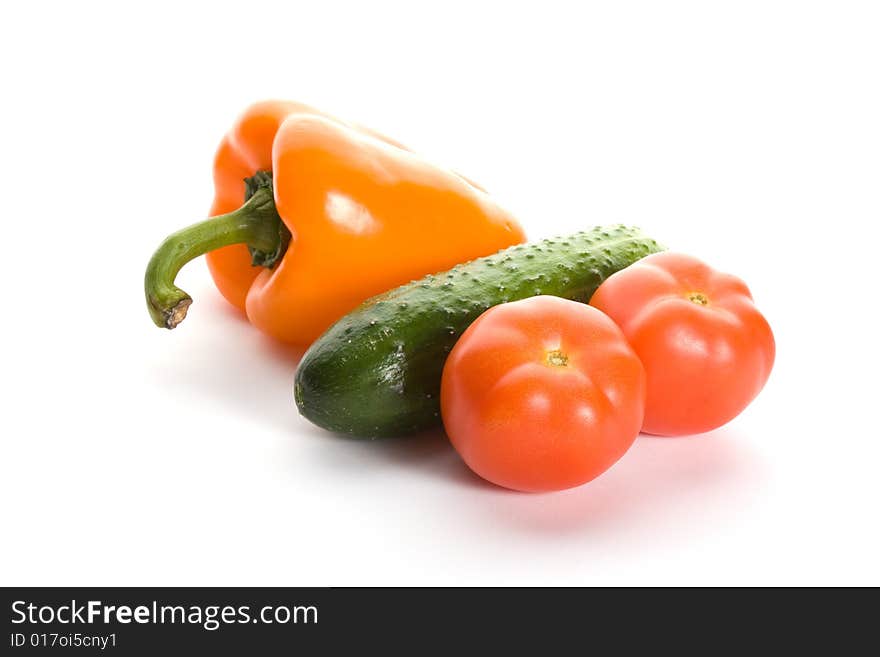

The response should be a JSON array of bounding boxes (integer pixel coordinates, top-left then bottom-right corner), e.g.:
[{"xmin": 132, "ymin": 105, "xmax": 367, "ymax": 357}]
[{"xmin": 145, "ymin": 100, "xmax": 526, "ymax": 346}]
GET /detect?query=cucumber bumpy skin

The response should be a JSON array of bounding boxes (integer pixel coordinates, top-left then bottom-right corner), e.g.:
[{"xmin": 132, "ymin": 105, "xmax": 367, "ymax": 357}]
[{"xmin": 294, "ymin": 225, "xmax": 664, "ymax": 438}]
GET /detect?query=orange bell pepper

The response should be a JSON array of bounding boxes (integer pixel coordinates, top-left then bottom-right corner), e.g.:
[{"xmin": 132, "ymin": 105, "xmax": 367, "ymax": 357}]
[{"xmin": 145, "ymin": 100, "xmax": 526, "ymax": 346}]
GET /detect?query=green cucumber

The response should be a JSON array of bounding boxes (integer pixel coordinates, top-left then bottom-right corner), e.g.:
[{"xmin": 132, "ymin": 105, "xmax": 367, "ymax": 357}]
[{"xmin": 294, "ymin": 225, "xmax": 663, "ymax": 438}]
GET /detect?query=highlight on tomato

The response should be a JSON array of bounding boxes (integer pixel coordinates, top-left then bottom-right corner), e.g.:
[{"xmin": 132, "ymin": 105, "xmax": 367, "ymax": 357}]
[
  {"xmin": 590, "ymin": 252, "xmax": 775, "ymax": 436},
  {"xmin": 440, "ymin": 296, "xmax": 646, "ymax": 492}
]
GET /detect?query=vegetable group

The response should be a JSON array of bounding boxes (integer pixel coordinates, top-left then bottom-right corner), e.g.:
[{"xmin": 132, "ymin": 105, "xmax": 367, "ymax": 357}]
[
  {"xmin": 145, "ymin": 100, "xmax": 525, "ymax": 346},
  {"xmin": 441, "ymin": 296, "xmax": 646, "ymax": 492},
  {"xmin": 146, "ymin": 99, "xmax": 777, "ymax": 495},
  {"xmin": 294, "ymin": 226, "xmax": 664, "ymax": 438},
  {"xmin": 589, "ymin": 252, "xmax": 775, "ymax": 435}
]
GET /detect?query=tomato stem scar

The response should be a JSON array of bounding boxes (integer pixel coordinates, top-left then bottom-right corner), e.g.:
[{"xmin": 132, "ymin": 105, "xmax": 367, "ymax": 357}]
[
  {"xmin": 687, "ymin": 292, "xmax": 709, "ymax": 306},
  {"xmin": 545, "ymin": 349, "xmax": 569, "ymax": 367}
]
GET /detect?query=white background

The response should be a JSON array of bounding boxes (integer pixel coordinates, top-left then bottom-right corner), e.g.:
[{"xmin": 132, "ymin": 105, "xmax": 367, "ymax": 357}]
[{"xmin": 1, "ymin": 1, "xmax": 878, "ymax": 585}]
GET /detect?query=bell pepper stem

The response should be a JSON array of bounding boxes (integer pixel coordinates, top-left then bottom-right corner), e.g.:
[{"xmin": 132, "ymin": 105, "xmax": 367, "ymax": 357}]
[{"xmin": 144, "ymin": 172, "xmax": 289, "ymax": 329}]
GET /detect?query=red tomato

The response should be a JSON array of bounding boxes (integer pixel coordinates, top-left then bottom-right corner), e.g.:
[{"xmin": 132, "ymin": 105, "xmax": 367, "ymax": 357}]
[
  {"xmin": 590, "ymin": 252, "xmax": 775, "ymax": 436},
  {"xmin": 440, "ymin": 296, "xmax": 646, "ymax": 492}
]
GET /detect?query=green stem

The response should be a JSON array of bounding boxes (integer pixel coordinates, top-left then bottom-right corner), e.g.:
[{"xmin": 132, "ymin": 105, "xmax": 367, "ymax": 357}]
[{"xmin": 144, "ymin": 172, "xmax": 289, "ymax": 329}]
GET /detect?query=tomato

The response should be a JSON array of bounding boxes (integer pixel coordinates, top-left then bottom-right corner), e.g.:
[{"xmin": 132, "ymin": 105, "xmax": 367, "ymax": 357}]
[
  {"xmin": 440, "ymin": 296, "xmax": 646, "ymax": 492},
  {"xmin": 590, "ymin": 252, "xmax": 775, "ymax": 436}
]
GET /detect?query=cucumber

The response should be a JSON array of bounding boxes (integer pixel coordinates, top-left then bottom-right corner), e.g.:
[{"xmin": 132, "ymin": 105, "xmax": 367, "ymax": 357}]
[{"xmin": 294, "ymin": 225, "xmax": 663, "ymax": 438}]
